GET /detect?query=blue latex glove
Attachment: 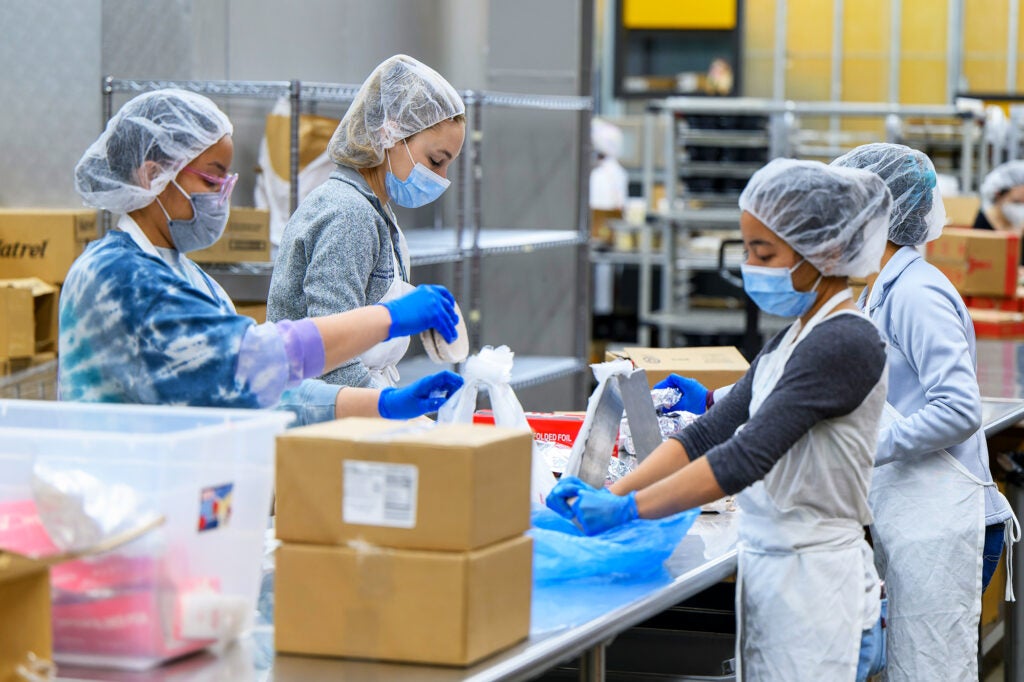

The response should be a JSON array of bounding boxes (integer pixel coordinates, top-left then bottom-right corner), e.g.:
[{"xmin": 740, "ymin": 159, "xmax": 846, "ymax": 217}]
[
  {"xmin": 571, "ymin": 487, "xmax": 639, "ymax": 536},
  {"xmin": 380, "ymin": 285, "xmax": 459, "ymax": 342},
  {"xmin": 378, "ymin": 370, "xmax": 464, "ymax": 419},
  {"xmin": 545, "ymin": 476, "xmax": 593, "ymax": 518},
  {"xmin": 653, "ymin": 374, "xmax": 709, "ymax": 415}
]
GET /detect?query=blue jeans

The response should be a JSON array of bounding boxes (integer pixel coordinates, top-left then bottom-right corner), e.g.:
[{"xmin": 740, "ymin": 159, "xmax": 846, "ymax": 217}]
[
  {"xmin": 856, "ymin": 596, "xmax": 888, "ymax": 682},
  {"xmin": 983, "ymin": 523, "xmax": 1006, "ymax": 593}
]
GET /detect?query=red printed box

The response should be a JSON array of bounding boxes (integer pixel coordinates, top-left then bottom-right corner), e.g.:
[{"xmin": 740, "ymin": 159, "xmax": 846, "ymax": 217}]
[
  {"xmin": 969, "ymin": 308, "xmax": 1024, "ymax": 340},
  {"xmin": 927, "ymin": 228, "xmax": 1020, "ymax": 297}
]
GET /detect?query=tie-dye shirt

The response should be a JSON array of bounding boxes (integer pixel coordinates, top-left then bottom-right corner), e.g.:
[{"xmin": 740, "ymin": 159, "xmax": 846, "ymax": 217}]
[{"xmin": 59, "ymin": 229, "xmax": 339, "ymax": 425}]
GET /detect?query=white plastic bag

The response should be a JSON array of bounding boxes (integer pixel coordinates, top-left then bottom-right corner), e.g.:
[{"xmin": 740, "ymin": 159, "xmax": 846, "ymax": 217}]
[
  {"xmin": 438, "ymin": 345, "xmax": 556, "ymax": 504},
  {"xmin": 562, "ymin": 359, "xmax": 634, "ymax": 482}
]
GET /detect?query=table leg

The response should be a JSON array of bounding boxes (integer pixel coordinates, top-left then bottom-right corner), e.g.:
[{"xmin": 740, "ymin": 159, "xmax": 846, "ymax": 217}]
[{"xmin": 577, "ymin": 644, "xmax": 605, "ymax": 682}]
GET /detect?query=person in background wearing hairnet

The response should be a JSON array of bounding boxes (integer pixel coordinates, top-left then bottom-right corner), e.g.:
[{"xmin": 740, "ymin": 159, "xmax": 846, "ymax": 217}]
[
  {"xmin": 268, "ymin": 55, "xmax": 465, "ymax": 393},
  {"xmin": 62, "ymin": 89, "xmax": 463, "ymax": 424},
  {"xmin": 590, "ymin": 118, "xmax": 629, "ymax": 213},
  {"xmin": 832, "ymin": 143, "xmax": 1018, "ymax": 681},
  {"xmin": 549, "ymin": 159, "xmax": 893, "ymax": 681},
  {"xmin": 976, "ymin": 160, "xmax": 1024, "ymax": 265}
]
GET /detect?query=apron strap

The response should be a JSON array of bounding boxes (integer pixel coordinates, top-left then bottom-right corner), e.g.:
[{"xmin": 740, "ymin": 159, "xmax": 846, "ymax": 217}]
[{"xmin": 1005, "ymin": 511, "xmax": 1021, "ymax": 602}]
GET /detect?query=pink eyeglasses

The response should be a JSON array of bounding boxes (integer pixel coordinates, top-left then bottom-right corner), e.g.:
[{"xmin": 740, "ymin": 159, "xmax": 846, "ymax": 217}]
[{"xmin": 182, "ymin": 166, "xmax": 239, "ymax": 206}]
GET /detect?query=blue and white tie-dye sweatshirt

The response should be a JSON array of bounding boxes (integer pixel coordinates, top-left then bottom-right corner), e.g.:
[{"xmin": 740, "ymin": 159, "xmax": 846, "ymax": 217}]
[{"xmin": 59, "ymin": 228, "xmax": 340, "ymax": 426}]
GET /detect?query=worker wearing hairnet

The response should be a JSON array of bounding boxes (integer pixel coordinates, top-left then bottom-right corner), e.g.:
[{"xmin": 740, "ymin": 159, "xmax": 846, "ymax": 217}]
[
  {"xmin": 832, "ymin": 143, "xmax": 1018, "ymax": 681},
  {"xmin": 268, "ymin": 55, "xmax": 466, "ymax": 389},
  {"xmin": 549, "ymin": 159, "xmax": 892, "ymax": 681},
  {"xmin": 63, "ymin": 89, "xmax": 463, "ymax": 424},
  {"xmin": 590, "ymin": 118, "xmax": 629, "ymax": 212},
  {"xmin": 977, "ymin": 160, "xmax": 1024, "ymax": 264}
]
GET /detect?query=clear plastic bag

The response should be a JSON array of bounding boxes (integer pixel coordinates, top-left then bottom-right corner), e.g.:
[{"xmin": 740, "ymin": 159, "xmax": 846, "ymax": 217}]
[
  {"xmin": 438, "ymin": 345, "xmax": 556, "ymax": 504},
  {"xmin": 530, "ymin": 505, "xmax": 701, "ymax": 584}
]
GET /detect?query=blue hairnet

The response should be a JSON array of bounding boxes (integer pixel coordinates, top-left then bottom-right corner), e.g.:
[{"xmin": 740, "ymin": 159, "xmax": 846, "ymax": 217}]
[
  {"xmin": 328, "ymin": 54, "xmax": 465, "ymax": 168},
  {"xmin": 739, "ymin": 159, "xmax": 893, "ymax": 277},
  {"xmin": 75, "ymin": 89, "xmax": 232, "ymax": 214},
  {"xmin": 831, "ymin": 143, "xmax": 945, "ymax": 246}
]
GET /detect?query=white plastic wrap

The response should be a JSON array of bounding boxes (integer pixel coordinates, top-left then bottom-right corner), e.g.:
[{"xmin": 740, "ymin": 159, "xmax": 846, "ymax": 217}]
[{"xmin": 437, "ymin": 345, "xmax": 556, "ymax": 504}]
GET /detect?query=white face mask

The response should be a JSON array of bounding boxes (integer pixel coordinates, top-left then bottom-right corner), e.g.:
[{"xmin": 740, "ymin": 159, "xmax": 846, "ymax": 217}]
[{"xmin": 1003, "ymin": 202, "xmax": 1024, "ymax": 229}]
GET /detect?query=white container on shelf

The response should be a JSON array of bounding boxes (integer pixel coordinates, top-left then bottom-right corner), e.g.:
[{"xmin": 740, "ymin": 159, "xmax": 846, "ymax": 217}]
[{"xmin": 0, "ymin": 399, "xmax": 292, "ymax": 670}]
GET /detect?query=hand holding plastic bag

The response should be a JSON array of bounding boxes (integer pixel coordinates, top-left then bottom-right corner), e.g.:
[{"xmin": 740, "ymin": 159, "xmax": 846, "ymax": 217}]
[
  {"xmin": 438, "ymin": 345, "xmax": 556, "ymax": 503},
  {"xmin": 378, "ymin": 370, "xmax": 463, "ymax": 419},
  {"xmin": 545, "ymin": 476, "xmax": 638, "ymax": 535}
]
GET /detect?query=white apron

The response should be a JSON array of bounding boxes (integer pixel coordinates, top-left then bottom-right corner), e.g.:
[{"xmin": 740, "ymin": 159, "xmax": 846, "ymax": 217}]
[
  {"xmin": 870, "ymin": 401, "xmax": 1018, "ymax": 681},
  {"xmin": 357, "ymin": 217, "xmax": 415, "ymax": 388},
  {"xmin": 736, "ymin": 290, "xmax": 883, "ymax": 681}
]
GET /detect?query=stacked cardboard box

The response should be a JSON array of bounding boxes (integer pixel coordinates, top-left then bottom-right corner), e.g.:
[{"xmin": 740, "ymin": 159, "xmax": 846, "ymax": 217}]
[
  {"xmin": 0, "ymin": 278, "xmax": 58, "ymax": 377},
  {"xmin": 605, "ymin": 346, "xmax": 750, "ymax": 389},
  {"xmin": 191, "ymin": 208, "xmax": 271, "ymax": 264},
  {"xmin": 968, "ymin": 309, "xmax": 1024, "ymax": 340},
  {"xmin": 274, "ymin": 418, "xmax": 534, "ymax": 666},
  {"xmin": 926, "ymin": 228, "xmax": 1020, "ymax": 298}
]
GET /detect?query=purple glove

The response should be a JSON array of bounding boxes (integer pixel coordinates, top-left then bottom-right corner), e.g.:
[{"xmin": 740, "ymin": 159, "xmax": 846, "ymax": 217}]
[
  {"xmin": 653, "ymin": 374, "xmax": 709, "ymax": 415},
  {"xmin": 378, "ymin": 370, "xmax": 463, "ymax": 419},
  {"xmin": 380, "ymin": 285, "xmax": 459, "ymax": 342}
]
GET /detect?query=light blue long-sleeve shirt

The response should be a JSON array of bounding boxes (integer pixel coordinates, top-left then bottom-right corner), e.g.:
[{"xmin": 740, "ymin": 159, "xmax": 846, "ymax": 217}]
[
  {"xmin": 860, "ymin": 246, "xmax": 1011, "ymax": 525},
  {"xmin": 59, "ymin": 229, "xmax": 340, "ymax": 427}
]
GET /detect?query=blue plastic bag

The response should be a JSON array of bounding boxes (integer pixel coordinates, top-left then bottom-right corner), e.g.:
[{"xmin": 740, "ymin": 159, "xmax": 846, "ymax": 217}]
[{"xmin": 529, "ymin": 504, "xmax": 701, "ymax": 584}]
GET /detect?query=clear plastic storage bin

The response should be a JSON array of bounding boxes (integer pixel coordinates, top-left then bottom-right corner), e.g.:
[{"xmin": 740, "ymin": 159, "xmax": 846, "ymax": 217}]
[{"xmin": 0, "ymin": 399, "xmax": 292, "ymax": 670}]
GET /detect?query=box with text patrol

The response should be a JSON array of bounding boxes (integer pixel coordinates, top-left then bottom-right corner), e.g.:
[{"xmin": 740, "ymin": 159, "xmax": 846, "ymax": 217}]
[
  {"xmin": 274, "ymin": 418, "xmax": 533, "ymax": 551},
  {"xmin": 0, "ymin": 400, "xmax": 291, "ymax": 670},
  {"xmin": 0, "ymin": 209, "xmax": 98, "ymax": 283},
  {"xmin": 606, "ymin": 346, "xmax": 749, "ymax": 390},
  {"xmin": 274, "ymin": 535, "xmax": 532, "ymax": 665}
]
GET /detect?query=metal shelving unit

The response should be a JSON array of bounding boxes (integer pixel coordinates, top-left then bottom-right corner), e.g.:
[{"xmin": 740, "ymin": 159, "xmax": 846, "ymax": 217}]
[
  {"xmin": 102, "ymin": 78, "xmax": 592, "ymax": 400},
  {"xmin": 638, "ymin": 96, "xmax": 984, "ymax": 350}
]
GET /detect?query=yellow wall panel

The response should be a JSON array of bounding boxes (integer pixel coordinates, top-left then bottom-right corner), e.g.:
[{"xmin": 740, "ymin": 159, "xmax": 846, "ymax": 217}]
[
  {"xmin": 787, "ymin": 0, "xmax": 832, "ymax": 53},
  {"xmin": 843, "ymin": 0, "xmax": 887, "ymax": 53},
  {"xmin": 901, "ymin": 59, "xmax": 948, "ymax": 103},
  {"xmin": 743, "ymin": 0, "xmax": 776, "ymax": 98},
  {"xmin": 623, "ymin": 0, "xmax": 737, "ymax": 30},
  {"xmin": 786, "ymin": 58, "xmax": 832, "ymax": 102},
  {"xmin": 963, "ymin": 0, "xmax": 1009, "ymax": 92}
]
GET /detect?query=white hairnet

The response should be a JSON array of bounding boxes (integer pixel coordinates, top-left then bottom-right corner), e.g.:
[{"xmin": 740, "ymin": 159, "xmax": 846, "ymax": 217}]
[
  {"xmin": 981, "ymin": 160, "xmax": 1024, "ymax": 211},
  {"xmin": 592, "ymin": 118, "xmax": 624, "ymax": 159},
  {"xmin": 75, "ymin": 89, "xmax": 232, "ymax": 214},
  {"xmin": 328, "ymin": 54, "xmax": 465, "ymax": 169},
  {"xmin": 739, "ymin": 158, "xmax": 892, "ymax": 277},
  {"xmin": 830, "ymin": 143, "xmax": 945, "ymax": 246}
]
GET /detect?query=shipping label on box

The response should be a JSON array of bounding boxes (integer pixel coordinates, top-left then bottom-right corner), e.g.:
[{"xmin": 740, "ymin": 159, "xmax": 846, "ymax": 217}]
[
  {"xmin": 927, "ymin": 227, "xmax": 1020, "ymax": 297},
  {"xmin": 275, "ymin": 418, "xmax": 533, "ymax": 551},
  {"xmin": 274, "ymin": 535, "xmax": 532, "ymax": 666},
  {"xmin": 0, "ymin": 278, "xmax": 57, "ymax": 360},
  {"xmin": 191, "ymin": 208, "xmax": 271, "ymax": 264},
  {"xmin": 0, "ymin": 209, "xmax": 98, "ymax": 283},
  {"xmin": 606, "ymin": 346, "xmax": 749, "ymax": 390}
]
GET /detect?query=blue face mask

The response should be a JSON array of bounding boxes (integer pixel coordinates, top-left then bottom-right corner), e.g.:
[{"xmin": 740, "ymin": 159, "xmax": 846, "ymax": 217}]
[
  {"xmin": 156, "ymin": 180, "xmax": 230, "ymax": 253},
  {"xmin": 740, "ymin": 259, "xmax": 822, "ymax": 318},
  {"xmin": 384, "ymin": 140, "xmax": 450, "ymax": 208}
]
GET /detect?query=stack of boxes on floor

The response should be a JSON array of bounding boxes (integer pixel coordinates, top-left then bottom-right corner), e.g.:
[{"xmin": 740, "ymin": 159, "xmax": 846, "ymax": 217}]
[
  {"xmin": 0, "ymin": 209, "xmax": 97, "ymax": 379},
  {"xmin": 273, "ymin": 417, "xmax": 535, "ymax": 666}
]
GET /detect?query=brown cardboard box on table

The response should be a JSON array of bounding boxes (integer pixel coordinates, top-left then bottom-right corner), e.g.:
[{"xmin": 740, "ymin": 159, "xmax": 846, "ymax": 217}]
[
  {"xmin": 605, "ymin": 346, "xmax": 749, "ymax": 390},
  {"xmin": 275, "ymin": 418, "xmax": 533, "ymax": 551},
  {"xmin": 191, "ymin": 208, "xmax": 271, "ymax": 264},
  {"xmin": 941, "ymin": 195, "xmax": 981, "ymax": 228},
  {"xmin": 0, "ymin": 278, "xmax": 58, "ymax": 361},
  {"xmin": 0, "ymin": 518, "xmax": 160, "ymax": 682},
  {"xmin": 0, "ymin": 209, "xmax": 98, "ymax": 283},
  {"xmin": 274, "ymin": 535, "xmax": 532, "ymax": 666},
  {"xmin": 926, "ymin": 227, "xmax": 1020, "ymax": 297}
]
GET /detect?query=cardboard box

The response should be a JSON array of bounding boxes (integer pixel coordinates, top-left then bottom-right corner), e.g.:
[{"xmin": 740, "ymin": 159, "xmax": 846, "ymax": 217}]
[
  {"xmin": 0, "ymin": 518, "xmax": 160, "ymax": 682},
  {"xmin": 234, "ymin": 302, "xmax": 267, "ymax": 324},
  {"xmin": 275, "ymin": 418, "xmax": 533, "ymax": 551},
  {"xmin": 191, "ymin": 208, "xmax": 271, "ymax": 264},
  {"xmin": 275, "ymin": 535, "xmax": 532, "ymax": 666},
  {"xmin": 605, "ymin": 346, "xmax": 749, "ymax": 390},
  {"xmin": 969, "ymin": 308, "xmax": 1024, "ymax": 339},
  {"xmin": 942, "ymin": 194, "xmax": 981, "ymax": 227},
  {"xmin": 1, "ymin": 352, "xmax": 56, "ymax": 378},
  {"xmin": 926, "ymin": 227, "xmax": 1020, "ymax": 297},
  {"xmin": 0, "ymin": 209, "xmax": 98, "ymax": 284},
  {"xmin": 0, "ymin": 278, "xmax": 57, "ymax": 360}
]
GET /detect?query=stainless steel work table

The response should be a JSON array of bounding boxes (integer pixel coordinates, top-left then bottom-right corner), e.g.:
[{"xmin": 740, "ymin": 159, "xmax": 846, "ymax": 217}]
[{"xmin": 58, "ymin": 513, "xmax": 740, "ymax": 682}]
